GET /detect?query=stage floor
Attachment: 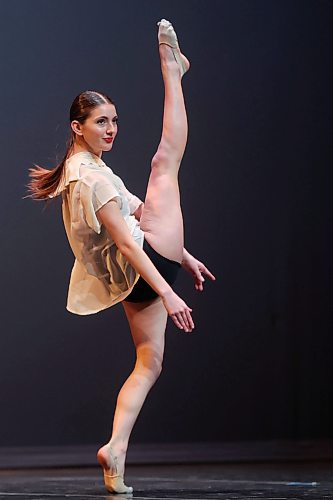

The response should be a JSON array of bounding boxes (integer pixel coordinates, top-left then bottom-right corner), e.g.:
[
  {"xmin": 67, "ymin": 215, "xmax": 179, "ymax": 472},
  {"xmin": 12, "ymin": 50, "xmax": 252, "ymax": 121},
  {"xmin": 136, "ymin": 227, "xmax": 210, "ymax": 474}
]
[{"xmin": 0, "ymin": 462, "xmax": 332, "ymax": 499}]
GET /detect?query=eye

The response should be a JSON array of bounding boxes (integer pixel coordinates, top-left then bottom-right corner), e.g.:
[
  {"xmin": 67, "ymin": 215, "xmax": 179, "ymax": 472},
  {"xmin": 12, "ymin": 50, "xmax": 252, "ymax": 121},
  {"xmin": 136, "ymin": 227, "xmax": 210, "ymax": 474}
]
[
  {"xmin": 97, "ymin": 118, "xmax": 106, "ymax": 125},
  {"xmin": 113, "ymin": 117, "xmax": 119, "ymax": 124}
]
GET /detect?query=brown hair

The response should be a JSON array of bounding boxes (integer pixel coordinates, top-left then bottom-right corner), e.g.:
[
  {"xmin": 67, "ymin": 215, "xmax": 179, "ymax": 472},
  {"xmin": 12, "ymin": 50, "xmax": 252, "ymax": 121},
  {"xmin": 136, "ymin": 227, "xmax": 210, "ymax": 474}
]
[{"xmin": 27, "ymin": 90, "xmax": 114, "ymax": 200}]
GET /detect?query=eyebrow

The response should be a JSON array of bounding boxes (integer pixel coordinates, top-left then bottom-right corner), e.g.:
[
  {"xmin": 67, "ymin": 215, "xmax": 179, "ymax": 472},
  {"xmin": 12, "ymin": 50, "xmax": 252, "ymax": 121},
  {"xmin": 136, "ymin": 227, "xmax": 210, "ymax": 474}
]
[{"xmin": 96, "ymin": 115, "xmax": 118, "ymax": 120}]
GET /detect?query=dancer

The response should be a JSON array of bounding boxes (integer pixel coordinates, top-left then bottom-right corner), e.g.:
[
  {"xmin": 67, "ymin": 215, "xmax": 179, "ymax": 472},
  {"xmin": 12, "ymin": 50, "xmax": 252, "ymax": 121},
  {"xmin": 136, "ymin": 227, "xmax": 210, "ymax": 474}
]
[{"xmin": 28, "ymin": 19, "xmax": 215, "ymax": 494}]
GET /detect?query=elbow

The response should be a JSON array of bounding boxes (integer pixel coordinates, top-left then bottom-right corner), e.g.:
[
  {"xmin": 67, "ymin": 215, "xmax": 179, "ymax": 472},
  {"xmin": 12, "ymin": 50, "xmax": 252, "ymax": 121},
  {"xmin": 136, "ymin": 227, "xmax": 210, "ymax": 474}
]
[{"xmin": 117, "ymin": 239, "xmax": 138, "ymax": 259}]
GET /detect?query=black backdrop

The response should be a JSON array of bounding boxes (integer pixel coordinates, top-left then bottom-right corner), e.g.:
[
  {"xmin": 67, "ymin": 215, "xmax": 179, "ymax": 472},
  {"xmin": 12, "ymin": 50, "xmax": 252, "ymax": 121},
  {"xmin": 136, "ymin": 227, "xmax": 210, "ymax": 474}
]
[{"xmin": 0, "ymin": 0, "xmax": 332, "ymax": 448}]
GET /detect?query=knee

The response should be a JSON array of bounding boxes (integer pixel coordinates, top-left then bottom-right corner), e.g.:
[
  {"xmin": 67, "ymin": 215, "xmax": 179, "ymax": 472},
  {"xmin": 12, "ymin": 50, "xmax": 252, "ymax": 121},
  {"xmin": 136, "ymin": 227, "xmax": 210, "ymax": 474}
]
[
  {"xmin": 136, "ymin": 346, "xmax": 163, "ymax": 382},
  {"xmin": 155, "ymin": 351, "xmax": 163, "ymax": 377},
  {"xmin": 151, "ymin": 150, "xmax": 167, "ymax": 172},
  {"xmin": 146, "ymin": 352, "xmax": 163, "ymax": 381},
  {"xmin": 151, "ymin": 145, "xmax": 181, "ymax": 170}
]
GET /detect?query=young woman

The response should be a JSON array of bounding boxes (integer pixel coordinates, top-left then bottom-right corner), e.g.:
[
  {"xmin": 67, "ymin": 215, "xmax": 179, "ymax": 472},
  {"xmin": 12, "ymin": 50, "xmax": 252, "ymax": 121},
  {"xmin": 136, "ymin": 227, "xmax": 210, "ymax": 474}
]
[{"xmin": 29, "ymin": 19, "xmax": 215, "ymax": 494}]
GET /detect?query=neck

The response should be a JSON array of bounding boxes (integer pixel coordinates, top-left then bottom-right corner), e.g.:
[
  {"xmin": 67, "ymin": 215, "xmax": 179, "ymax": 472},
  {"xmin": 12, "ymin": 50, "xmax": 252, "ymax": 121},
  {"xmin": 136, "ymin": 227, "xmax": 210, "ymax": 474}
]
[{"xmin": 71, "ymin": 138, "xmax": 102, "ymax": 158}]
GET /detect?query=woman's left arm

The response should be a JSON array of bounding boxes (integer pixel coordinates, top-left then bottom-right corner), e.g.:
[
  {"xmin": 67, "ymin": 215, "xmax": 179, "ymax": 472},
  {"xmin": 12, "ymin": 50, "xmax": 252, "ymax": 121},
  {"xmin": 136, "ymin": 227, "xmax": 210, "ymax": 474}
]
[{"xmin": 181, "ymin": 248, "xmax": 216, "ymax": 291}]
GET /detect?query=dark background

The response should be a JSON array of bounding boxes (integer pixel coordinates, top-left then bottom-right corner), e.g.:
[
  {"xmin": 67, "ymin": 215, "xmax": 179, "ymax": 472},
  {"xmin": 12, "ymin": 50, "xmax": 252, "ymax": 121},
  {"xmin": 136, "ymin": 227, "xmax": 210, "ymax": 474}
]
[{"xmin": 0, "ymin": 0, "xmax": 331, "ymax": 448}]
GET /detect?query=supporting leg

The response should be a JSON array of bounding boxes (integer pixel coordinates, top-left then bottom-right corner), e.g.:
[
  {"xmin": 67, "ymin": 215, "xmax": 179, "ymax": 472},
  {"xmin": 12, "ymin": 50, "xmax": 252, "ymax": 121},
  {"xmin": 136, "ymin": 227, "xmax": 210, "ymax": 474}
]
[{"xmin": 97, "ymin": 298, "xmax": 167, "ymax": 490}]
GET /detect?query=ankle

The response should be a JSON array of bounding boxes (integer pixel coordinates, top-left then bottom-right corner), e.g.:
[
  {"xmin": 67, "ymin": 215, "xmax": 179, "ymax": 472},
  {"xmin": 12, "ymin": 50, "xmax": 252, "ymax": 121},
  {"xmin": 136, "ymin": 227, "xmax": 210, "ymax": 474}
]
[
  {"xmin": 159, "ymin": 46, "xmax": 189, "ymax": 79},
  {"xmin": 159, "ymin": 44, "xmax": 178, "ymax": 62},
  {"xmin": 109, "ymin": 439, "xmax": 128, "ymax": 457},
  {"xmin": 160, "ymin": 56, "xmax": 183, "ymax": 79}
]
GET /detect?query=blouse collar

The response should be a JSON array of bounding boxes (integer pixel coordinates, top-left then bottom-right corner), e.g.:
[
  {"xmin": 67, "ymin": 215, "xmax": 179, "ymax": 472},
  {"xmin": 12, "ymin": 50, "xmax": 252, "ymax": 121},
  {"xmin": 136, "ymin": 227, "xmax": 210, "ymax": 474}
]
[{"xmin": 51, "ymin": 151, "xmax": 108, "ymax": 197}]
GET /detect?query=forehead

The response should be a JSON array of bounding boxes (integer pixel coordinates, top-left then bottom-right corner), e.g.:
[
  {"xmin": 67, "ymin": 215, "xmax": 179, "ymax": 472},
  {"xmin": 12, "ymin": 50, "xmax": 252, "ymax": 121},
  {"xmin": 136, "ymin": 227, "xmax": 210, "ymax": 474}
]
[{"xmin": 90, "ymin": 103, "xmax": 117, "ymax": 118}]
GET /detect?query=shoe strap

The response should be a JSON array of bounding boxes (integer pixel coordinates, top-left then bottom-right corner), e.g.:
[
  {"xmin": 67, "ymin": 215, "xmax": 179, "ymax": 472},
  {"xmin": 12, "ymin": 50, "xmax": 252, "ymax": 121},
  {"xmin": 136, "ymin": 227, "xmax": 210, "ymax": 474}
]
[
  {"xmin": 104, "ymin": 473, "xmax": 121, "ymax": 479},
  {"xmin": 159, "ymin": 41, "xmax": 178, "ymax": 49}
]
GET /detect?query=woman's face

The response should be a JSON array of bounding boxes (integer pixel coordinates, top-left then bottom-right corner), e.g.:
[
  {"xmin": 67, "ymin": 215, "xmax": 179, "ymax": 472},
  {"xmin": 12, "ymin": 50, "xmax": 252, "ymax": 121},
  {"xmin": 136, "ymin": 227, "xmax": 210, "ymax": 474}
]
[{"xmin": 72, "ymin": 103, "xmax": 118, "ymax": 156}]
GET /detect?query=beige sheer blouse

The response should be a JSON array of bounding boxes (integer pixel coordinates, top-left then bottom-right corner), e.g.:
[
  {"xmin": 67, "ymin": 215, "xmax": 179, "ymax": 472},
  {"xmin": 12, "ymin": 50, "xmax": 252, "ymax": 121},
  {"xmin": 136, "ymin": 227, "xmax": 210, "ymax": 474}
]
[{"xmin": 57, "ymin": 152, "xmax": 144, "ymax": 315}]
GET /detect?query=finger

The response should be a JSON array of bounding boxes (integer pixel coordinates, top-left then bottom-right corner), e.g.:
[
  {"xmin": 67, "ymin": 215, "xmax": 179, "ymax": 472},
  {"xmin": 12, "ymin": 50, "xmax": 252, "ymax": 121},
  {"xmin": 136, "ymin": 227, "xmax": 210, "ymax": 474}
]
[
  {"xmin": 195, "ymin": 269, "xmax": 205, "ymax": 282},
  {"xmin": 171, "ymin": 314, "xmax": 184, "ymax": 330},
  {"xmin": 180, "ymin": 311, "xmax": 191, "ymax": 332},
  {"xmin": 195, "ymin": 279, "xmax": 204, "ymax": 291},
  {"xmin": 184, "ymin": 309, "xmax": 195, "ymax": 330},
  {"xmin": 201, "ymin": 266, "xmax": 216, "ymax": 281},
  {"xmin": 174, "ymin": 311, "xmax": 188, "ymax": 331},
  {"xmin": 178, "ymin": 312, "xmax": 190, "ymax": 332}
]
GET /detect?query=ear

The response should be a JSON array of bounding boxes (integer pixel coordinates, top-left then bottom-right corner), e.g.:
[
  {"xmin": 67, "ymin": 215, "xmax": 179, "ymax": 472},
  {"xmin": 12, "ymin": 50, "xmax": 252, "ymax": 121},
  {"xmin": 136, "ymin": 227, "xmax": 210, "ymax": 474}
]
[{"xmin": 71, "ymin": 120, "xmax": 83, "ymax": 136}]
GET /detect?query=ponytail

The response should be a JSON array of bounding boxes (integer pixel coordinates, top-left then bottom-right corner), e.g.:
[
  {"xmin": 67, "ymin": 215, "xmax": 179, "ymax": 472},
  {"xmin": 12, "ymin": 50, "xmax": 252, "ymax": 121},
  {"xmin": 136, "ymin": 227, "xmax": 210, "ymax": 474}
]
[{"xmin": 27, "ymin": 136, "xmax": 74, "ymax": 200}]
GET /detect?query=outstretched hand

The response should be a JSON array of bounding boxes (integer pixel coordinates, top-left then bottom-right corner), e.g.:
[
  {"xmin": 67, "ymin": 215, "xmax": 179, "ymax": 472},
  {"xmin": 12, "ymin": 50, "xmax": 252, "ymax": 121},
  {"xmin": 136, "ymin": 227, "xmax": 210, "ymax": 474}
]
[
  {"xmin": 181, "ymin": 251, "xmax": 216, "ymax": 291},
  {"xmin": 161, "ymin": 289, "xmax": 194, "ymax": 333}
]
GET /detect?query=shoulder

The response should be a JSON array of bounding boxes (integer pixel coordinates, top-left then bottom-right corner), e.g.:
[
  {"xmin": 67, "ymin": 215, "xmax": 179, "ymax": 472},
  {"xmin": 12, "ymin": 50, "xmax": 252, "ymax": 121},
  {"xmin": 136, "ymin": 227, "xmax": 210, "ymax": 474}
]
[{"xmin": 66, "ymin": 152, "xmax": 116, "ymax": 188}]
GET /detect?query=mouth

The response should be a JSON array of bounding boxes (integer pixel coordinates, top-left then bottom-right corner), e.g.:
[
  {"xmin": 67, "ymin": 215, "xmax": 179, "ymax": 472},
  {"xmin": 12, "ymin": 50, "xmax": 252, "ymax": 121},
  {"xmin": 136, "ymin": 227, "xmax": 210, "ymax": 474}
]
[{"xmin": 103, "ymin": 137, "xmax": 113, "ymax": 144}]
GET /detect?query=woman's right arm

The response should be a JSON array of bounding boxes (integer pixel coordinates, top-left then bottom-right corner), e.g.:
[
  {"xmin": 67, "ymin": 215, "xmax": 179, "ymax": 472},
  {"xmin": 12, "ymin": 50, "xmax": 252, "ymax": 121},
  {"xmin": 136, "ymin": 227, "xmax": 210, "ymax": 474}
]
[{"xmin": 97, "ymin": 200, "xmax": 194, "ymax": 332}]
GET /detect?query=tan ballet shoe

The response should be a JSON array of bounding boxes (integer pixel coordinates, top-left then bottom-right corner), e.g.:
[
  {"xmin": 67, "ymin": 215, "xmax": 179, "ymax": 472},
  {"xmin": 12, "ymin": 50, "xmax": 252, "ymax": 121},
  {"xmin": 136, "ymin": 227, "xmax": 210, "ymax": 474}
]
[
  {"xmin": 157, "ymin": 18, "xmax": 189, "ymax": 77},
  {"xmin": 103, "ymin": 472, "xmax": 133, "ymax": 494},
  {"xmin": 97, "ymin": 445, "xmax": 133, "ymax": 494}
]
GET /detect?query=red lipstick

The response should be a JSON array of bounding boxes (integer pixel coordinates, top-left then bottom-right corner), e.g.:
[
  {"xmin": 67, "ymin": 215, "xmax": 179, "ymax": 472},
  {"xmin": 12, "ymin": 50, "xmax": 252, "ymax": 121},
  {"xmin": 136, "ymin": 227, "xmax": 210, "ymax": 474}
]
[{"xmin": 103, "ymin": 137, "xmax": 113, "ymax": 143}]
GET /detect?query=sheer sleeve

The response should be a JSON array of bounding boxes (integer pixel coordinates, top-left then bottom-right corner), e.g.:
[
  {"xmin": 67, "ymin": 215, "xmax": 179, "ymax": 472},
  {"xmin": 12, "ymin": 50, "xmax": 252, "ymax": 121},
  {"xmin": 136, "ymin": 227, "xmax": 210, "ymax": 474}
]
[
  {"xmin": 80, "ymin": 177, "xmax": 121, "ymax": 234},
  {"xmin": 122, "ymin": 185, "xmax": 143, "ymax": 215}
]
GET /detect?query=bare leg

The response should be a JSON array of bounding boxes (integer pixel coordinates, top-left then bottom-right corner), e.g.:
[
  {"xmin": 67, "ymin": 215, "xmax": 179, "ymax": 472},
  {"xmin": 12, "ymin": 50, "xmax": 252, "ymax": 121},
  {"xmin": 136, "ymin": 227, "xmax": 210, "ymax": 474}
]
[
  {"xmin": 97, "ymin": 298, "xmax": 167, "ymax": 488},
  {"xmin": 97, "ymin": 22, "xmax": 190, "ymax": 492},
  {"xmin": 140, "ymin": 36, "xmax": 190, "ymax": 263}
]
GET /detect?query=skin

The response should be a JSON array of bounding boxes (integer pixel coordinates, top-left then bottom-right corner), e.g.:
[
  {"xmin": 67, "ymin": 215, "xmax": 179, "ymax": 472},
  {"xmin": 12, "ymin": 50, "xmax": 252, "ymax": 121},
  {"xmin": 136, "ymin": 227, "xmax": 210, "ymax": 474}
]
[
  {"xmin": 70, "ymin": 103, "xmax": 214, "ymax": 330},
  {"xmin": 71, "ymin": 103, "xmax": 118, "ymax": 157},
  {"xmin": 68, "ymin": 43, "xmax": 216, "ymax": 489}
]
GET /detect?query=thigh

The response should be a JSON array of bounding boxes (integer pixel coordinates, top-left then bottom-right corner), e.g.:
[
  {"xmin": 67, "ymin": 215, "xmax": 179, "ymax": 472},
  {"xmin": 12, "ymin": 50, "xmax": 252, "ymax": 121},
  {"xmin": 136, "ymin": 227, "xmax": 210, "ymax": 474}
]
[
  {"xmin": 122, "ymin": 298, "xmax": 168, "ymax": 359},
  {"xmin": 140, "ymin": 168, "xmax": 184, "ymax": 263},
  {"xmin": 124, "ymin": 240, "xmax": 181, "ymax": 304}
]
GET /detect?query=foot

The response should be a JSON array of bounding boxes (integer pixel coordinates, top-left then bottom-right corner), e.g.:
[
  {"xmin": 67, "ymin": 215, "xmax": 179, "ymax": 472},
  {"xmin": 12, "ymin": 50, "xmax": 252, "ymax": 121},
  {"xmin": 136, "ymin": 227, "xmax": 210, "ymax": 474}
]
[
  {"xmin": 157, "ymin": 19, "xmax": 190, "ymax": 77},
  {"xmin": 97, "ymin": 443, "xmax": 133, "ymax": 494}
]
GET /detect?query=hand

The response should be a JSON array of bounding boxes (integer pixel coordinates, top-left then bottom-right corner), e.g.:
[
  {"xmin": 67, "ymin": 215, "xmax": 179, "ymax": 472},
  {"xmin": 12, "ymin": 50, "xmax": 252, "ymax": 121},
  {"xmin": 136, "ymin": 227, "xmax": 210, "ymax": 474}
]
[
  {"xmin": 161, "ymin": 289, "xmax": 194, "ymax": 333},
  {"xmin": 182, "ymin": 252, "xmax": 216, "ymax": 291}
]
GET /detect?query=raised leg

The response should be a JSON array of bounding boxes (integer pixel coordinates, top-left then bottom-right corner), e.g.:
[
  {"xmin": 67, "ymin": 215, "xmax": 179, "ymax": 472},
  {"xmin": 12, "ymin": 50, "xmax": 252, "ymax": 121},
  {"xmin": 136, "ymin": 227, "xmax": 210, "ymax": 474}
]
[
  {"xmin": 140, "ymin": 22, "xmax": 190, "ymax": 263},
  {"xmin": 97, "ymin": 298, "xmax": 167, "ymax": 491}
]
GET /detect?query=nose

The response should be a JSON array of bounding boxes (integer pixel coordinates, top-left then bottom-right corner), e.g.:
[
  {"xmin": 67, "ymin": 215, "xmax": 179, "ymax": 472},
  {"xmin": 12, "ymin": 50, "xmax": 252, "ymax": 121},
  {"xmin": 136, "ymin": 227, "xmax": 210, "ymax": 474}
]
[{"xmin": 106, "ymin": 123, "xmax": 115, "ymax": 136}]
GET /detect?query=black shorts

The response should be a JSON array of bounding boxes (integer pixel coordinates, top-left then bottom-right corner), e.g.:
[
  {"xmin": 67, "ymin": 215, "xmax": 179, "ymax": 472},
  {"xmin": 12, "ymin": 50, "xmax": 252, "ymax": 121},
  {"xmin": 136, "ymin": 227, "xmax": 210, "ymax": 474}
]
[{"xmin": 124, "ymin": 240, "xmax": 181, "ymax": 303}]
